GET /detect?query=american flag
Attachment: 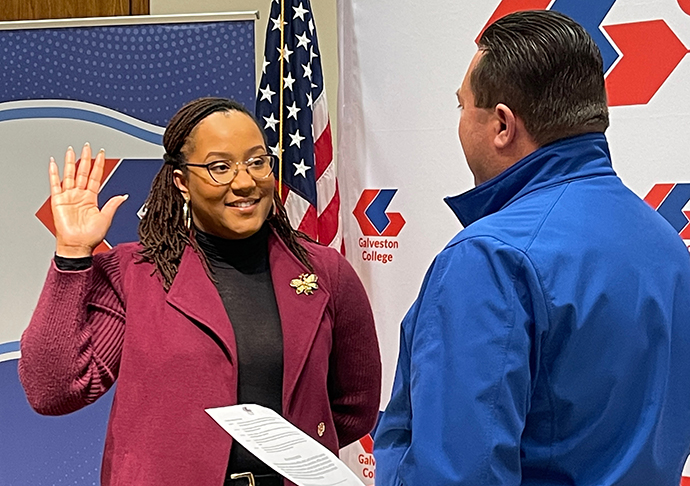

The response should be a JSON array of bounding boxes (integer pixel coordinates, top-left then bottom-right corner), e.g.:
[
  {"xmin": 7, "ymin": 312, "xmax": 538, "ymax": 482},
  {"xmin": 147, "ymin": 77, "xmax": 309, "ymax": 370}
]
[{"xmin": 256, "ymin": 0, "xmax": 342, "ymax": 251}]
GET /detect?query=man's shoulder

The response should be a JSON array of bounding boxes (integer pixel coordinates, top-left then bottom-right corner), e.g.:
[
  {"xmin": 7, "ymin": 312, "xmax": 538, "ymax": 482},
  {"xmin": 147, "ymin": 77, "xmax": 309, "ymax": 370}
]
[
  {"xmin": 530, "ymin": 175, "xmax": 687, "ymax": 261},
  {"xmin": 435, "ymin": 229, "xmax": 534, "ymax": 280},
  {"xmin": 446, "ymin": 195, "xmax": 556, "ymax": 256}
]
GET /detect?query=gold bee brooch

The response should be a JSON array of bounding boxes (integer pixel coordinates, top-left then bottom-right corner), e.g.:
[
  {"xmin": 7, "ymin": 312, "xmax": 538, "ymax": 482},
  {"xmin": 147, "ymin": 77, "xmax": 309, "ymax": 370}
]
[{"xmin": 290, "ymin": 273, "xmax": 319, "ymax": 295}]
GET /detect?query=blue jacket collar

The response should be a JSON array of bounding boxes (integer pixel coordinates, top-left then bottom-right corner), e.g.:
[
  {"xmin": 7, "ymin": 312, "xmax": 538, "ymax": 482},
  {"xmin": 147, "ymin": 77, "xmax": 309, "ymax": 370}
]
[{"xmin": 445, "ymin": 133, "xmax": 616, "ymax": 227}]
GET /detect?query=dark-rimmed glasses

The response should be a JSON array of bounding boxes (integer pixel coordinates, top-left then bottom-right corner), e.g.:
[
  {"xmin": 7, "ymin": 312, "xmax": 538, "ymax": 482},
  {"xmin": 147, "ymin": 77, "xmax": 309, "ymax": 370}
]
[{"xmin": 183, "ymin": 154, "xmax": 277, "ymax": 185}]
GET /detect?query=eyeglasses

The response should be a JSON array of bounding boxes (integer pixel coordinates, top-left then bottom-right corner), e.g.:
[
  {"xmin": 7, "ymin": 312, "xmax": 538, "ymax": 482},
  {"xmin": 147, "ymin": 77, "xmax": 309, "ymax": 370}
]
[{"xmin": 183, "ymin": 154, "xmax": 277, "ymax": 185}]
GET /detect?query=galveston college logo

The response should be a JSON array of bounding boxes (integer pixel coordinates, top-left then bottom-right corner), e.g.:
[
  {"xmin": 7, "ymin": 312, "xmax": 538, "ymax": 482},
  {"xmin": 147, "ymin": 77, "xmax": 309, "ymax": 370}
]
[
  {"xmin": 353, "ymin": 189, "xmax": 406, "ymax": 264},
  {"xmin": 483, "ymin": 0, "xmax": 690, "ymax": 107},
  {"xmin": 644, "ymin": 184, "xmax": 690, "ymax": 249}
]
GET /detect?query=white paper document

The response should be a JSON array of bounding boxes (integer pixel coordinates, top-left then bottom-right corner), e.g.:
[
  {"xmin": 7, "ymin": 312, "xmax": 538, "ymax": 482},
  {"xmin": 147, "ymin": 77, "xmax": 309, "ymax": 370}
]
[{"xmin": 206, "ymin": 404, "xmax": 366, "ymax": 486}]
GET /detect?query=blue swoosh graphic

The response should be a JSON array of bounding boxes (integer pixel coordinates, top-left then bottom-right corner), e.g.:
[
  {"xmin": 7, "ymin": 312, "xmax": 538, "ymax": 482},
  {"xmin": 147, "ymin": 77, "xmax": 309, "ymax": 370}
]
[
  {"xmin": 0, "ymin": 341, "xmax": 20, "ymax": 356},
  {"xmin": 365, "ymin": 189, "xmax": 398, "ymax": 235},
  {"xmin": 550, "ymin": 0, "xmax": 618, "ymax": 72},
  {"xmin": 0, "ymin": 107, "xmax": 163, "ymax": 145},
  {"xmin": 657, "ymin": 184, "xmax": 690, "ymax": 233}
]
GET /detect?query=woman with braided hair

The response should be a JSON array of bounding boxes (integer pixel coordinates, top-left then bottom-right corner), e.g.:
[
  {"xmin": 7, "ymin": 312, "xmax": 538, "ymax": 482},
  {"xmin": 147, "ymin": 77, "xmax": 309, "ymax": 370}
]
[{"xmin": 19, "ymin": 97, "xmax": 381, "ymax": 486}]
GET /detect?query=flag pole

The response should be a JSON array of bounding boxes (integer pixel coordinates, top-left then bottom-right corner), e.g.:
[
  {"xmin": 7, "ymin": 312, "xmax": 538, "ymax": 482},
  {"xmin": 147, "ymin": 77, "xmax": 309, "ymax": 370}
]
[{"xmin": 277, "ymin": 0, "xmax": 286, "ymax": 198}]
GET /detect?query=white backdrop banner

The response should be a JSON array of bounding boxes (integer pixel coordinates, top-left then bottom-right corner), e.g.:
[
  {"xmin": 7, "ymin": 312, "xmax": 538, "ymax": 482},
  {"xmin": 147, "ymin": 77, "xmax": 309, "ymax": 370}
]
[{"xmin": 337, "ymin": 0, "xmax": 690, "ymax": 484}]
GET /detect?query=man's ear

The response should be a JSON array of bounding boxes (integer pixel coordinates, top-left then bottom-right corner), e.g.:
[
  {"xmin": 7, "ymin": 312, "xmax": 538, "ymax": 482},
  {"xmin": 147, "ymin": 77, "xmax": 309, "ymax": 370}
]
[
  {"xmin": 493, "ymin": 103, "xmax": 517, "ymax": 150},
  {"xmin": 173, "ymin": 169, "xmax": 190, "ymax": 201}
]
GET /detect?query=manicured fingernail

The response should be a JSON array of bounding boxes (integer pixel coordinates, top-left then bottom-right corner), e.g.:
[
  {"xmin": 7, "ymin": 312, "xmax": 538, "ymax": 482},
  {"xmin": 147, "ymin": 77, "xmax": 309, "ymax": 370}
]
[
  {"xmin": 84, "ymin": 142, "xmax": 90, "ymax": 147},
  {"xmin": 122, "ymin": 194, "xmax": 129, "ymax": 200},
  {"xmin": 99, "ymin": 148, "xmax": 105, "ymax": 153},
  {"xmin": 67, "ymin": 145, "xmax": 73, "ymax": 152}
]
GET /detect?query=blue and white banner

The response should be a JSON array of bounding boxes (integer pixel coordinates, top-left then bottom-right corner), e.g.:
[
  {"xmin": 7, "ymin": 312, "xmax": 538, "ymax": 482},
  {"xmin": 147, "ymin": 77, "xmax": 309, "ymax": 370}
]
[{"xmin": 0, "ymin": 13, "xmax": 256, "ymax": 484}]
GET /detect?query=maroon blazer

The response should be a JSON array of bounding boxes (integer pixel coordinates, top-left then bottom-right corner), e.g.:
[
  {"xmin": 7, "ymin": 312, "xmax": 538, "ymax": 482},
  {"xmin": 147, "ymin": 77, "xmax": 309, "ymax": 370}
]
[{"xmin": 19, "ymin": 233, "xmax": 382, "ymax": 485}]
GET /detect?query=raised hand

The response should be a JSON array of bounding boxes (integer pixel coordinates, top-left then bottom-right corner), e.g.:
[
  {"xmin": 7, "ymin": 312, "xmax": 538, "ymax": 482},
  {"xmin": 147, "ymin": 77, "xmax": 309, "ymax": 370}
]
[{"xmin": 50, "ymin": 143, "xmax": 128, "ymax": 257}]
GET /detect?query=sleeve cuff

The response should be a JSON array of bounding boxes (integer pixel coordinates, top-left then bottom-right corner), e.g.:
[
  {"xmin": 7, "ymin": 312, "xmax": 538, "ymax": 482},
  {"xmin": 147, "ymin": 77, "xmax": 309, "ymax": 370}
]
[{"xmin": 54, "ymin": 254, "xmax": 93, "ymax": 271}]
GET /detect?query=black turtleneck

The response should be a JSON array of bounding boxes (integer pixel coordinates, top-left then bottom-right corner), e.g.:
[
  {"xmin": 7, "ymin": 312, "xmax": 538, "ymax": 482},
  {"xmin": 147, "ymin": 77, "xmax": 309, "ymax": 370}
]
[{"xmin": 195, "ymin": 224, "xmax": 283, "ymax": 479}]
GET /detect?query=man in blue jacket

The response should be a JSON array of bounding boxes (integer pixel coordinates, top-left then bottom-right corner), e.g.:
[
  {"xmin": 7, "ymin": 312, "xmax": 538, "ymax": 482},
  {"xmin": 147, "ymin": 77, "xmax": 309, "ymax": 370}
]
[{"xmin": 374, "ymin": 10, "xmax": 690, "ymax": 486}]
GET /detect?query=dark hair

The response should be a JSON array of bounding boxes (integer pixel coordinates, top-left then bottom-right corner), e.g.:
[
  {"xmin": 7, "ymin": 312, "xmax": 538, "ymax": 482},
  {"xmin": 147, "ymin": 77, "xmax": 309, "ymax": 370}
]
[
  {"xmin": 472, "ymin": 10, "xmax": 609, "ymax": 146},
  {"xmin": 138, "ymin": 97, "xmax": 313, "ymax": 291}
]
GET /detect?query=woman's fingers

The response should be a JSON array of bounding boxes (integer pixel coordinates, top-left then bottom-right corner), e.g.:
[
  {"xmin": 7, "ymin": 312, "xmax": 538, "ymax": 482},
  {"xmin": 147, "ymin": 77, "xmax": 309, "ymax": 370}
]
[
  {"xmin": 62, "ymin": 146, "xmax": 76, "ymax": 190},
  {"xmin": 48, "ymin": 157, "xmax": 62, "ymax": 197},
  {"xmin": 61, "ymin": 142, "xmax": 98, "ymax": 192},
  {"xmin": 75, "ymin": 143, "xmax": 92, "ymax": 190},
  {"xmin": 87, "ymin": 148, "xmax": 105, "ymax": 194}
]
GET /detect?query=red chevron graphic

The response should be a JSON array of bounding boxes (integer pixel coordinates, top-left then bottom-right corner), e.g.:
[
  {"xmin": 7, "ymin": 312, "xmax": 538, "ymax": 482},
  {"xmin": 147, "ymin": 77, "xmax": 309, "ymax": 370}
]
[
  {"xmin": 604, "ymin": 20, "xmax": 689, "ymax": 106},
  {"xmin": 479, "ymin": 2, "xmax": 690, "ymax": 108},
  {"xmin": 35, "ymin": 158, "xmax": 121, "ymax": 255},
  {"xmin": 643, "ymin": 183, "xmax": 674, "ymax": 209},
  {"xmin": 353, "ymin": 190, "xmax": 380, "ymax": 237},
  {"xmin": 380, "ymin": 211, "xmax": 406, "ymax": 237},
  {"xmin": 360, "ymin": 434, "xmax": 374, "ymax": 454},
  {"xmin": 680, "ymin": 0, "xmax": 690, "ymax": 16}
]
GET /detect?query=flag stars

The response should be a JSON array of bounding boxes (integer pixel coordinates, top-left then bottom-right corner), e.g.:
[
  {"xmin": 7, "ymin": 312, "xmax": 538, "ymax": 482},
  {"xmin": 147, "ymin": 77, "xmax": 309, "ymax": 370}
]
[
  {"xmin": 293, "ymin": 3, "xmax": 309, "ymax": 21},
  {"xmin": 278, "ymin": 44, "xmax": 294, "ymax": 63},
  {"xmin": 255, "ymin": 1, "xmax": 335, "ymax": 244},
  {"xmin": 270, "ymin": 17, "xmax": 287, "ymax": 31},
  {"xmin": 293, "ymin": 159, "xmax": 311, "ymax": 178},
  {"xmin": 269, "ymin": 144, "xmax": 281, "ymax": 156},
  {"xmin": 302, "ymin": 62, "xmax": 313, "ymax": 81},
  {"xmin": 263, "ymin": 113, "xmax": 279, "ymax": 132},
  {"xmin": 287, "ymin": 101, "xmax": 301, "ymax": 120},
  {"xmin": 260, "ymin": 84, "xmax": 276, "ymax": 103},
  {"xmin": 283, "ymin": 72, "xmax": 296, "ymax": 91},
  {"xmin": 289, "ymin": 129, "xmax": 306, "ymax": 148},
  {"xmin": 296, "ymin": 31, "xmax": 311, "ymax": 50}
]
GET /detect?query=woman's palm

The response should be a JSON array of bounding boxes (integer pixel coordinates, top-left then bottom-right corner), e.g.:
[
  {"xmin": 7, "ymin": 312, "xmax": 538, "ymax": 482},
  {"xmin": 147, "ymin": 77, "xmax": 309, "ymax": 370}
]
[{"xmin": 50, "ymin": 144, "xmax": 128, "ymax": 257}]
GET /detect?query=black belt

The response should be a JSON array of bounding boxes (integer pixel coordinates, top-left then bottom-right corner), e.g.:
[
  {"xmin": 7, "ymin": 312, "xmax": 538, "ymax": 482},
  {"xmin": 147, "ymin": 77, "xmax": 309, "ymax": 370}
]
[{"xmin": 224, "ymin": 472, "xmax": 283, "ymax": 486}]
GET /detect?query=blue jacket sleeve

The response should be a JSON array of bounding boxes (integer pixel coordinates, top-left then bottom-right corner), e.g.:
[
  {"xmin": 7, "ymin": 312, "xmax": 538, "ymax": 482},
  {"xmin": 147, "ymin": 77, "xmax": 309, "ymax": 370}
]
[{"xmin": 374, "ymin": 236, "xmax": 536, "ymax": 486}]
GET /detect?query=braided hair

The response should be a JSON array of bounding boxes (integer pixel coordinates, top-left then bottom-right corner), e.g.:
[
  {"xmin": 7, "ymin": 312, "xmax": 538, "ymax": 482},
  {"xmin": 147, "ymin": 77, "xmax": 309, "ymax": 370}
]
[{"xmin": 138, "ymin": 97, "xmax": 314, "ymax": 291}]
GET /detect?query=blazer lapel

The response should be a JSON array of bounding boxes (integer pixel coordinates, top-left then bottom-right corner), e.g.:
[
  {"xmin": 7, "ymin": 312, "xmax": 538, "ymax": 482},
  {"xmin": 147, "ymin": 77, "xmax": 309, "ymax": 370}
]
[
  {"xmin": 166, "ymin": 246, "xmax": 237, "ymax": 364},
  {"xmin": 269, "ymin": 234, "xmax": 330, "ymax": 413}
]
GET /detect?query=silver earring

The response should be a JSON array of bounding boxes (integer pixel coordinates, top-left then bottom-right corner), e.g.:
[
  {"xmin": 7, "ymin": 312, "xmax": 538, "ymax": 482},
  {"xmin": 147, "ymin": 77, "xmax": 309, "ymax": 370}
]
[{"xmin": 182, "ymin": 199, "xmax": 192, "ymax": 230}]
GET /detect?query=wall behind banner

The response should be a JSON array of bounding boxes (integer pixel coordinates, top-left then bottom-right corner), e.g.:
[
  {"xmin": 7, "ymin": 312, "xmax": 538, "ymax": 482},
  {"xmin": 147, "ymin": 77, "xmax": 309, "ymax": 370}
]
[
  {"xmin": 337, "ymin": 0, "xmax": 690, "ymax": 483},
  {"xmin": 0, "ymin": 0, "xmax": 149, "ymax": 21}
]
